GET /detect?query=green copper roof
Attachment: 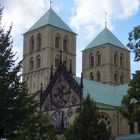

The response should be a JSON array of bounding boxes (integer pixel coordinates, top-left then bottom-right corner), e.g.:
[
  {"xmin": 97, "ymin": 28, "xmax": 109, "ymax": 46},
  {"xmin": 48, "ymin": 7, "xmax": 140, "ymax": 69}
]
[
  {"xmin": 84, "ymin": 27, "xmax": 128, "ymax": 50},
  {"xmin": 75, "ymin": 77, "xmax": 128, "ymax": 107},
  {"xmin": 27, "ymin": 8, "xmax": 74, "ymax": 33}
]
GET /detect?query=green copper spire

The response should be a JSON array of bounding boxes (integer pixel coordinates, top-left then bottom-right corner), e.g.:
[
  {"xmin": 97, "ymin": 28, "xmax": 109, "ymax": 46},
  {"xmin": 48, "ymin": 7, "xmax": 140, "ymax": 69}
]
[
  {"xmin": 27, "ymin": 8, "xmax": 74, "ymax": 33},
  {"xmin": 84, "ymin": 27, "xmax": 128, "ymax": 50}
]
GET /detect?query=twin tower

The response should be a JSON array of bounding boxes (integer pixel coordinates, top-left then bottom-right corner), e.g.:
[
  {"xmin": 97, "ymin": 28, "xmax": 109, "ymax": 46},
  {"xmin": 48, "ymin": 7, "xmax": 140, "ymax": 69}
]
[{"xmin": 23, "ymin": 7, "xmax": 130, "ymax": 94}]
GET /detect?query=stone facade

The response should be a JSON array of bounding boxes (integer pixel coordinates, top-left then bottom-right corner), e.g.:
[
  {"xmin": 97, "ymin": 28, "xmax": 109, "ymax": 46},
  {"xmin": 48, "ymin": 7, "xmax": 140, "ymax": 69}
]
[
  {"xmin": 81, "ymin": 34, "xmax": 131, "ymax": 136},
  {"xmin": 23, "ymin": 25, "xmax": 76, "ymax": 94},
  {"xmin": 97, "ymin": 103, "xmax": 129, "ymax": 136},
  {"xmin": 82, "ymin": 44, "xmax": 130, "ymax": 85},
  {"xmin": 40, "ymin": 63, "xmax": 83, "ymax": 134},
  {"xmin": 23, "ymin": 8, "xmax": 131, "ymax": 137}
]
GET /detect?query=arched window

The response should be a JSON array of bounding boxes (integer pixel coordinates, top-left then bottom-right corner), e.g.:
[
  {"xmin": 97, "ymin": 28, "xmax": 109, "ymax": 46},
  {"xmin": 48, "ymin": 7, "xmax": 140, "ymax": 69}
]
[
  {"xmin": 120, "ymin": 53, "xmax": 123, "ymax": 67},
  {"xmin": 90, "ymin": 53, "xmax": 94, "ymax": 67},
  {"xmin": 29, "ymin": 36, "xmax": 34, "ymax": 52},
  {"xmin": 63, "ymin": 36, "xmax": 67, "ymax": 51},
  {"xmin": 114, "ymin": 52, "xmax": 117, "ymax": 65},
  {"xmin": 36, "ymin": 55, "xmax": 41, "ymax": 68},
  {"xmin": 63, "ymin": 57, "xmax": 67, "ymax": 68},
  {"xmin": 99, "ymin": 112, "xmax": 112, "ymax": 133},
  {"xmin": 37, "ymin": 33, "xmax": 41, "ymax": 50},
  {"xmin": 55, "ymin": 33, "xmax": 59, "ymax": 48},
  {"xmin": 97, "ymin": 71, "xmax": 101, "ymax": 81},
  {"xmin": 30, "ymin": 57, "xmax": 34, "ymax": 70},
  {"xmin": 55, "ymin": 54, "xmax": 59, "ymax": 68},
  {"xmin": 120, "ymin": 73, "xmax": 124, "ymax": 84},
  {"xmin": 90, "ymin": 72, "xmax": 94, "ymax": 80},
  {"xmin": 114, "ymin": 72, "xmax": 117, "ymax": 83},
  {"xmin": 70, "ymin": 59, "xmax": 72, "ymax": 71},
  {"xmin": 97, "ymin": 51, "xmax": 101, "ymax": 66}
]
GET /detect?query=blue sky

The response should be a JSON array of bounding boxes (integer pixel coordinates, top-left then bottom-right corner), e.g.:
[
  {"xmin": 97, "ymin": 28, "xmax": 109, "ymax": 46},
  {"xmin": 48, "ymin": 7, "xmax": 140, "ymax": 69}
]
[{"xmin": 1, "ymin": 0, "xmax": 140, "ymax": 77}]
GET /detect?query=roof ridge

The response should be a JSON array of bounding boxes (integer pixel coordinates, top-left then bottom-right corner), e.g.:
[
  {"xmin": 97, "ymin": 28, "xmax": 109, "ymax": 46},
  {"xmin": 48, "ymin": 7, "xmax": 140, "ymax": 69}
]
[
  {"xmin": 106, "ymin": 27, "xmax": 126, "ymax": 48},
  {"xmin": 26, "ymin": 8, "xmax": 75, "ymax": 34},
  {"xmin": 84, "ymin": 27, "xmax": 128, "ymax": 50}
]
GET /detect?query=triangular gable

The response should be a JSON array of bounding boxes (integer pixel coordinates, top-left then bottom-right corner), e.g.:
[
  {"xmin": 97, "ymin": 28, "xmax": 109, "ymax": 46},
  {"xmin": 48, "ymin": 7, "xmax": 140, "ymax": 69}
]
[{"xmin": 40, "ymin": 63, "xmax": 83, "ymax": 111}]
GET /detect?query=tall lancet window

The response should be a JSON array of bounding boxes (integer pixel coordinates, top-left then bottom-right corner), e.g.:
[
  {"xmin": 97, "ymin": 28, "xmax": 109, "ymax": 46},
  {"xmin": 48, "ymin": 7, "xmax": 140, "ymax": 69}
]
[
  {"xmin": 97, "ymin": 71, "xmax": 101, "ymax": 81},
  {"xmin": 29, "ymin": 36, "xmax": 34, "ymax": 52},
  {"xmin": 36, "ymin": 55, "xmax": 41, "ymax": 68},
  {"xmin": 69, "ymin": 59, "xmax": 72, "ymax": 72},
  {"xmin": 55, "ymin": 33, "xmax": 59, "ymax": 48},
  {"xmin": 90, "ymin": 72, "xmax": 94, "ymax": 80},
  {"xmin": 120, "ymin": 53, "xmax": 123, "ymax": 67},
  {"xmin": 63, "ymin": 36, "xmax": 67, "ymax": 51},
  {"xmin": 97, "ymin": 51, "xmax": 101, "ymax": 66},
  {"xmin": 55, "ymin": 54, "xmax": 59, "ymax": 68},
  {"xmin": 90, "ymin": 53, "xmax": 94, "ymax": 67},
  {"xmin": 37, "ymin": 33, "xmax": 41, "ymax": 50},
  {"xmin": 114, "ymin": 72, "xmax": 117, "ymax": 83},
  {"xmin": 63, "ymin": 56, "xmax": 67, "ymax": 68},
  {"xmin": 30, "ymin": 57, "xmax": 34, "ymax": 70},
  {"xmin": 114, "ymin": 51, "xmax": 117, "ymax": 65},
  {"xmin": 120, "ymin": 73, "xmax": 124, "ymax": 84}
]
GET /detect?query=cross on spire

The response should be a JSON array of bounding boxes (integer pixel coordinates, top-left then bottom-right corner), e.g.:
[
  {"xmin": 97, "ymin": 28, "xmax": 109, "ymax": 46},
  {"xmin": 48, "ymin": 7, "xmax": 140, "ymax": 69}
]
[
  {"xmin": 50, "ymin": 1, "xmax": 52, "ymax": 8},
  {"xmin": 105, "ymin": 12, "xmax": 107, "ymax": 28}
]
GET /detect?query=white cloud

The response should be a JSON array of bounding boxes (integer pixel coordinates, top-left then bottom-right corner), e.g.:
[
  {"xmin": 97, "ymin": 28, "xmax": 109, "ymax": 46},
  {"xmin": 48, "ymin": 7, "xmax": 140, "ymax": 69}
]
[
  {"xmin": 118, "ymin": 0, "xmax": 140, "ymax": 19},
  {"xmin": 70, "ymin": 0, "xmax": 140, "ymax": 33},
  {"xmin": 2, "ymin": 0, "xmax": 48, "ymax": 38},
  {"xmin": 2, "ymin": 0, "xmax": 63, "ymax": 38},
  {"xmin": 1, "ymin": 0, "xmax": 140, "ymax": 75},
  {"xmin": 1, "ymin": 0, "xmax": 49, "ymax": 61},
  {"xmin": 70, "ymin": 0, "xmax": 140, "ymax": 75},
  {"xmin": 1, "ymin": 0, "xmax": 62, "ymax": 61}
]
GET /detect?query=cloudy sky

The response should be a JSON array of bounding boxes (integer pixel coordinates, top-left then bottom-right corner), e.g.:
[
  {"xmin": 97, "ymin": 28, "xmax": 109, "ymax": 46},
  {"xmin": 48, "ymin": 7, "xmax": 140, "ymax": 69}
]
[{"xmin": 1, "ymin": 0, "xmax": 140, "ymax": 76}]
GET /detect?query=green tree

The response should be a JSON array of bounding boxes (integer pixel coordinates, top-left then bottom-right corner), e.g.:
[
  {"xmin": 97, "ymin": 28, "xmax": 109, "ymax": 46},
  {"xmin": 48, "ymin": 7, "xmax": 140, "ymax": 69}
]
[
  {"xmin": 0, "ymin": 7, "xmax": 57, "ymax": 140},
  {"xmin": 15, "ymin": 113, "xmax": 57, "ymax": 140},
  {"xmin": 119, "ymin": 71, "xmax": 140, "ymax": 134},
  {"xmin": 127, "ymin": 25, "xmax": 140, "ymax": 61},
  {"xmin": 65, "ymin": 95, "xmax": 110, "ymax": 140}
]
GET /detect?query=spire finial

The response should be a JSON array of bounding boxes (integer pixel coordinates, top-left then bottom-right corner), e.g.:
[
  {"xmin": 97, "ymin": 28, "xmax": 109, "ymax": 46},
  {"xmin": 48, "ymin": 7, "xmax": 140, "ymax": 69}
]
[
  {"xmin": 105, "ymin": 12, "xmax": 107, "ymax": 28},
  {"xmin": 50, "ymin": 1, "xmax": 52, "ymax": 8}
]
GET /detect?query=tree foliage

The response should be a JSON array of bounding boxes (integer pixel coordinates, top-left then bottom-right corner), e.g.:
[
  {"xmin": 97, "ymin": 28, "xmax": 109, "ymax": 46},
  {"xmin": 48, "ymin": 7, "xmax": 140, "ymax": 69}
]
[
  {"xmin": 127, "ymin": 25, "xmax": 140, "ymax": 61},
  {"xmin": 14, "ymin": 113, "xmax": 57, "ymax": 140},
  {"xmin": 119, "ymin": 71, "xmax": 140, "ymax": 133},
  {"xmin": 65, "ymin": 95, "xmax": 110, "ymax": 140},
  {"xmin": 0, "ymin": 7, "xmax": 57, "ymax": 140}
]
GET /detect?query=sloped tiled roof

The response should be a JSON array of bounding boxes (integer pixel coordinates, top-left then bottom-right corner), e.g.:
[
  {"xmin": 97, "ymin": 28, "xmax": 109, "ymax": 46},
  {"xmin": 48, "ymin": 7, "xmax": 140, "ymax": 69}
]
[
  {"xmin": 75, "ymin": 77, "xmax": 128, "ymax": 107},
  {"xmin": 27, "ymin": 8, "xmax": 74, "ymax": 33},
  {"xmin": 84, "ymin": 27, "xmax": 128, "ymax": 50}
]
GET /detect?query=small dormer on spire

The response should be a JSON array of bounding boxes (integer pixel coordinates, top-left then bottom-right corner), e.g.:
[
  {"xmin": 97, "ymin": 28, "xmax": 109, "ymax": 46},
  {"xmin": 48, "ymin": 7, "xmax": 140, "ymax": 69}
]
[{"xmin": 105, "ymin": 12, "xmax": 107, "ymax": 28}]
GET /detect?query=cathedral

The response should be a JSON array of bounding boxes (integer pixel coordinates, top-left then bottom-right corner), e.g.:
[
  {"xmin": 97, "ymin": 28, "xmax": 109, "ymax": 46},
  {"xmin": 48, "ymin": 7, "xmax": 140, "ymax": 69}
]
[{"xmin": 22, "ymin": 6, "xmax": 137, "ymax": 137}]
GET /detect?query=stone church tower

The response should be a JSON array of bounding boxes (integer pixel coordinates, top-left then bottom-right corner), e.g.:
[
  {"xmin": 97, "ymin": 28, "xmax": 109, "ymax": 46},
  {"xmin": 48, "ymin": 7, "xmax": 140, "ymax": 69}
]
[
  {"xmin": 82, "ymin": 26, "xmax": 130, "ymax": 85},
  {"xmin": 23, "ymin": 7, "xmax": 76, "ymax": 94}
]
